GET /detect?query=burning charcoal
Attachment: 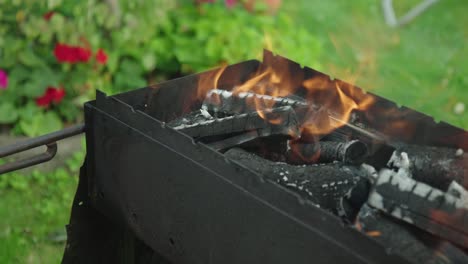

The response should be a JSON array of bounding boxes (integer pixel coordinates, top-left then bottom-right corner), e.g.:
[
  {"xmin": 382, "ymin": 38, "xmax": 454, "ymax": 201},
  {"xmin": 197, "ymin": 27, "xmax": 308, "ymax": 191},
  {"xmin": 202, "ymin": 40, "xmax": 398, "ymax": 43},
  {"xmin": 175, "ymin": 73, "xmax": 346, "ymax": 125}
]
[
  {"xmin": 170, "ymin": 106, "xmax": 300, "ymax": 140},
  {"xmin": 356, "ymin": 205, "xmax": 466, "ymax": 264},
  {"xmin": 286, "ymin": 140, "xmax": 368, "ymax": 165},
  {"xmin": 224, "ymin": 148, "xmax": 368, "ymax": 213},
  {"xmin": 202, "ymin": 89, "xmax": 308, "ymax": 116},
  {"xmin": 389, "ymin": 145, "xmax": 468, "ymax": 191},
  {"xmin": 366, "ymin": 166, "xmax": 468, "ymax": 250}
]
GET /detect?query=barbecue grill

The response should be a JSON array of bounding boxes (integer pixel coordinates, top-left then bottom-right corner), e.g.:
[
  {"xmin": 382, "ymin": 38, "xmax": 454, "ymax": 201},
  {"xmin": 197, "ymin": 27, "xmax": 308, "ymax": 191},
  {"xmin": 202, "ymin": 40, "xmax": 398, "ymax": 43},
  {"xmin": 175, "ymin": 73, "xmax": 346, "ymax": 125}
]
[{"xmin": 1, "ymin": 50, "xmax": 466, "ymax": 264}]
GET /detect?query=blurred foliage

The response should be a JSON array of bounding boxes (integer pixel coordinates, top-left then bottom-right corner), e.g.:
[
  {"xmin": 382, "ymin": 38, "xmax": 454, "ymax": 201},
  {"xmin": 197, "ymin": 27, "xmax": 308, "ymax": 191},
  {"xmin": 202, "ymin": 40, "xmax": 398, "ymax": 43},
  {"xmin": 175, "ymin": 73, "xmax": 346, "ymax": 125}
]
[
  {"xmin": 0, "ymin": 0, "xmax": 321, "ymax": 136},
  {"xmin": 0, "ymin": 149, "xmax": 84, "ymax": 263},
  {"xmin": 286, "ymin": 0, "xmax": 468, "ymax": 128}
]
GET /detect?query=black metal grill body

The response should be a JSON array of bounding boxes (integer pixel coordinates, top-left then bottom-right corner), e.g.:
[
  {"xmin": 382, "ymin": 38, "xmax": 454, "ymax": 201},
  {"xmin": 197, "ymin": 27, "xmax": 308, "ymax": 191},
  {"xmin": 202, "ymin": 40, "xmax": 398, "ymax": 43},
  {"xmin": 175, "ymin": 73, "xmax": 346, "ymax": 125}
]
[{"xmin": 62, "ymin": 50, "xmax": 467, "ymax": 264}]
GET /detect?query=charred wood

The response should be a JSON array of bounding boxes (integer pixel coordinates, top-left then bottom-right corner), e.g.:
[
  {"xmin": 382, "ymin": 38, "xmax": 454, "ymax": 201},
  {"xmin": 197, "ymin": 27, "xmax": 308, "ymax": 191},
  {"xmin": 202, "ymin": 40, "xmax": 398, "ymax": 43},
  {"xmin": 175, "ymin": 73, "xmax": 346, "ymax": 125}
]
[
  {"xmin": 338, "ymin": 176, "xmax": 372, "ymax": 222},
  {"xmin": 167, "ymin": 109, "xmax": 213, "ymax": 128},
  {"xmin": 286, "ymin": 140, "xmax": 369, "ymax": 165},
  {"xmin": 170, "ymin": 106, "xmax": 300, "ymax": 140},
  {"xmin": 390, "ymin": 144, "xmax": 467, "ymax": 191},
  {"xmin": 367, "ymin": 168, "xmax": 468, "ymax": 250},
  {"xmin": 357, "ymin": 205, "xmax": 465, "ymax": 264},
  {"xmin": 202, "ymin": 89, "xmax": 308, "ymax": 116},
  {"xmin": 224, "ymin": 148, "xmax": 367, "ymax": 213},
  {"xmin": 318, "ymin": 140, "xmax": 368, "ymax": 165}
]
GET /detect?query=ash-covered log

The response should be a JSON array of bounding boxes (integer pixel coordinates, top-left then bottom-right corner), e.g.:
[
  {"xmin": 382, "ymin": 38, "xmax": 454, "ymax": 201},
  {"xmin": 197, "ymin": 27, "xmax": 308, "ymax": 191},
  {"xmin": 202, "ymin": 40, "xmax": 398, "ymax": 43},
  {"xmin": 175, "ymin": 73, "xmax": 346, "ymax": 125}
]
[
  {"xmin": 224, "ymin": 148, "xmax": 368, "ymax": 213},
  {"xmin": 169, "ymin": 106, "xmax": 300, "ymax": 140},
  {"xmin": 319, "ymin": 140, "xmax": 368, "ymax": 165},
  {"xmin": 356, "ymin": 205, "xmax": 468, "ymax": 264},
  {"xmin": 366, "ymin": 167, "xmax": 468, "ymax": 250},
  {"xmin": 202, "ymin": 89, "xmax": 308, "ymax": 115},
  {"xmin": 389, "ymin": 144, "xmax": 467, "ymax": 191},
  {"xmin": 166, "ymin": 109, "xmax": 213, "ymax": 128},
  {"xmin": 286, "ymin": 140, "xmax": 369, "ymax": 165}
]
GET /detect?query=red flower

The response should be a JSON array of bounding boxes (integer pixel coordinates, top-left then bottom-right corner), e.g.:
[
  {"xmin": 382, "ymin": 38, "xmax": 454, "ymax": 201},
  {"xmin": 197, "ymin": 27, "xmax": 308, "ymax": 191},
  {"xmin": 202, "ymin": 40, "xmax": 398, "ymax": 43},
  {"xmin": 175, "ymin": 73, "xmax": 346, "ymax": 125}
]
[
  {"xmin": 43, "ymin": 11, "xmax": 55, "ymax": 21},
  {"xmin": 35, "ymin": 87, "xmax": 66, "ymax": 108},
  {"xmin": 95, "ymin": 48, "xmax": 108, "ymax": 64},
  {"xmin": 54, "ymin": 43, "xmax": 92, "ymax": 64}
]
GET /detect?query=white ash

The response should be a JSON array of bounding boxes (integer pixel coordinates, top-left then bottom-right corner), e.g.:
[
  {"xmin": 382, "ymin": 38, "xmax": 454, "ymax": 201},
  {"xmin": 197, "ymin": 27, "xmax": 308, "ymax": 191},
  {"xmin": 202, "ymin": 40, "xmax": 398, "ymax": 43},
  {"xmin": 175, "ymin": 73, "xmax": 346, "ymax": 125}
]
[
  {"xmin": 391, "ymin": 207, "xmax": 402, "ymax": 219},
  {"xmin": 447, "ymin": 180, "xmax": 468, "ymax": 198},
  {"xmin": 387, "ymin": 151, "xmax": 411, "ymax": 172},
  {"xmin": 200, "ymin": 108, "xmax": 212, "ymax": 119},
  {"xmin": 412, "ymin": 183, "xmax": 432, "ymax": 197},
  {"xmin": 360, "ymin": 164, "xmax": 378, "ymax": 182},
  {"xmin": 368, "ymin": 192, "xmax": 384, "ymax": 209},
  {"xmin": 282, "ymin": 176, "xmax": 288, "ymax": 181},
  {"xmin": 305, "ymin": 189, "xmax": 313, "ymax": 196},
  {"xmin": 447, "ymin": 181, "xmax": 468, "ymax": 208}
]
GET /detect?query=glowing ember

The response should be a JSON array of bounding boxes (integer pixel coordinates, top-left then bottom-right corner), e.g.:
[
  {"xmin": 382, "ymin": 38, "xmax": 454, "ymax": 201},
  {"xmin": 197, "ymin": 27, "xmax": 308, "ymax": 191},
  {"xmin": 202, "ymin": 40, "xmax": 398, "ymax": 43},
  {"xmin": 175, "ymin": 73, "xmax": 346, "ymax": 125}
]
[{"xmin": 365, "ymin": 230, "xmax": 381, "ymax": 237}]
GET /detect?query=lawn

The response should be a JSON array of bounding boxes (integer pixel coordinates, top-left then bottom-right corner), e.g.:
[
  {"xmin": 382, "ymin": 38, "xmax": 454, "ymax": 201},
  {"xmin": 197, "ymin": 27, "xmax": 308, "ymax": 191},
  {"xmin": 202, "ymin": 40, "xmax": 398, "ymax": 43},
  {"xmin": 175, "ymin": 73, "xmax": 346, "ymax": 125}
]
[
  {"xmin": 0, "ymin": 0, "xmax": 466, "ymax": 263},
  {"xmin": 0, "ymin": 151, "xmax": 83, "ymax": 263},
  {"xmin": 285, "ymin": 0, "xmax": 467, "ymax": 129}
]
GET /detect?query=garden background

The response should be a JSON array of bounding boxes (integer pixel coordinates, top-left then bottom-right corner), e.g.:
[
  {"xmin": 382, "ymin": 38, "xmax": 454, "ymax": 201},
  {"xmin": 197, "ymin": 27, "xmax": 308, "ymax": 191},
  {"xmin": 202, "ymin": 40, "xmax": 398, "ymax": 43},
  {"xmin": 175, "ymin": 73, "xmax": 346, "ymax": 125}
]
[{"xmin": 0, "ymin": 0, "xmax": 466, "ymax": 262}]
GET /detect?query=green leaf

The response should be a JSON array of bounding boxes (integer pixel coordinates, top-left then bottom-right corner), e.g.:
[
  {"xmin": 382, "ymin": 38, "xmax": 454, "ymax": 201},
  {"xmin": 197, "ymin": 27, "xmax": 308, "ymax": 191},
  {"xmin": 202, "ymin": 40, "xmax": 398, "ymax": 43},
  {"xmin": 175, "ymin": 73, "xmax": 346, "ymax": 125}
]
[
  {"xmin": 0, "ymin": 102, "xmax": 19, "ymax": 123},
  {"xmin": 18, "ymin": 48, "xmax": 44, "ymax": 67},
  {"xmin": 19, "ymin": 111, "xmax": 63, "ymax": 137}
]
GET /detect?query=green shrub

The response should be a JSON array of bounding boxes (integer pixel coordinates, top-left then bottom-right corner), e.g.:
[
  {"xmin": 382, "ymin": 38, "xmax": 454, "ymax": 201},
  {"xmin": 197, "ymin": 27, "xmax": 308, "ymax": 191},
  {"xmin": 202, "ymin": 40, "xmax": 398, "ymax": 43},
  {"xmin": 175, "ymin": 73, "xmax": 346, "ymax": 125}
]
[{"xmin": 0, "ymin": 0, "xmax": 321, "ymax": 136}]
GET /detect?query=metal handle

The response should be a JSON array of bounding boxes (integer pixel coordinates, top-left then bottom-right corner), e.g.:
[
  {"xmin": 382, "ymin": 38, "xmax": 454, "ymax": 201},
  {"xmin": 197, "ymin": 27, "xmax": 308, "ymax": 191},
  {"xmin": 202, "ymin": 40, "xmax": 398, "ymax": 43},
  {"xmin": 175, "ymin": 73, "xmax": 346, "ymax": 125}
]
[{"xmin": 0, "ymin": 124, "xmax": 85, "ymax": 175}]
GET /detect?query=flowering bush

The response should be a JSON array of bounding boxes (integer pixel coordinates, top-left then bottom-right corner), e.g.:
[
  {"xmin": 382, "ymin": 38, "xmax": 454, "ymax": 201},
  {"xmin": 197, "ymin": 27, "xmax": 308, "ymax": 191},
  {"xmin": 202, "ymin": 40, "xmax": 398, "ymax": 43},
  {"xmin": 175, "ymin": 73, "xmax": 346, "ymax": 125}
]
[{"xmin": 0, "ymin": 0, "xmax": 320, "ymax": 136}]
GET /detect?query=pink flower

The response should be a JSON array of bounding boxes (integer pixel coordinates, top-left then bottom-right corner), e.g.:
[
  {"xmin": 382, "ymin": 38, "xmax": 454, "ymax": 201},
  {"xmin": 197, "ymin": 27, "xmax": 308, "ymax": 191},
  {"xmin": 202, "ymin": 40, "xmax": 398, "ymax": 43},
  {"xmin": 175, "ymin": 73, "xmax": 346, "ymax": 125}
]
[
  {"xmin": 0, "ymin": 69, "xmax": 8, "ymax": 90},
  {"xmin": 225, "ymin": 0, "xmax": 237, "ymax": 8}
]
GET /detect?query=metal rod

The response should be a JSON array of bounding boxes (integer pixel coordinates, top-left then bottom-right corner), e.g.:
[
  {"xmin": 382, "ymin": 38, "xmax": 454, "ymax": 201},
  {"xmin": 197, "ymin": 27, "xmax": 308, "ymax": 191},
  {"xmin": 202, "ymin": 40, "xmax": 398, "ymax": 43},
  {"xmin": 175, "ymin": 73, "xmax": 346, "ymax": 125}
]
[
  {"xmin": 0, "ymin": 123, "xmax": 85, "ymax": 174},
  {"xmin": 0, "ymin": 143, "xmax": 58, "ymax": 174},
  {"xmin": 0, "ymin": 124, "xmax": 84, "ymax": 158}
]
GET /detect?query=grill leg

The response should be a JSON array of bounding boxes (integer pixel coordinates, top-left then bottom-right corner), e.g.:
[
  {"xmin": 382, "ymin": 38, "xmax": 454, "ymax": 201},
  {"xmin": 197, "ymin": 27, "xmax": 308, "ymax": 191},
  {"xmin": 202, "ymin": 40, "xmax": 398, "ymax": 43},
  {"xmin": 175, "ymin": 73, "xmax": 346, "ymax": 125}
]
[{"xmin": 62, "ymin": 161, "xmax": 170, "ymax": 264}]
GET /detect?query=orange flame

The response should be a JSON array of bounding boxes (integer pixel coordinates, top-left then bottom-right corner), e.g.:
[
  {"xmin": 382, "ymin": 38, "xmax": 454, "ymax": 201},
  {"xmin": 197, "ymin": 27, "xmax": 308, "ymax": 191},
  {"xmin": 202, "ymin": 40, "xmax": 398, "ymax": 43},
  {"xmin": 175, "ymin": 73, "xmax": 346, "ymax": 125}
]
[
  {"xmin": 197, "ymin": 63, "xmax": 227, "ymax": 101},
  {"xmin": 196, "ymin": 58, "xmax": 377, "ymax": 162}
]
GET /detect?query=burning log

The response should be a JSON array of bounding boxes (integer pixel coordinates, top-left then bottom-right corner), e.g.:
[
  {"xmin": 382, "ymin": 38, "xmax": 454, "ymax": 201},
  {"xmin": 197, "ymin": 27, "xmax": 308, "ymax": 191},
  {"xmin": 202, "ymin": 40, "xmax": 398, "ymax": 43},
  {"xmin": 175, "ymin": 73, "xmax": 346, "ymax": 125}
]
[
  {"xmin": 286, "ymin": 140, "xmax": 369, "ymax": 165},
  {"xmin": 389, "ymin": 144, "xmax": 467, "ymax": 191},
  {"xmin": 169, "ymin": 106, "xmax": 300, "ymax": 140},
  {"xmin": 356, "ymin": 205, "xmax": 468, "ymax": 264},
  {"xmin": 202, "ymin": 89, "xmax": 308, "ymax": 116},
  {"xmin": 224, "ymin": 148, "xmax": 368, "ymax": 213},
  {"xmin": 366, "ymin": 167, "xmax": 468, "ymax": 250}
]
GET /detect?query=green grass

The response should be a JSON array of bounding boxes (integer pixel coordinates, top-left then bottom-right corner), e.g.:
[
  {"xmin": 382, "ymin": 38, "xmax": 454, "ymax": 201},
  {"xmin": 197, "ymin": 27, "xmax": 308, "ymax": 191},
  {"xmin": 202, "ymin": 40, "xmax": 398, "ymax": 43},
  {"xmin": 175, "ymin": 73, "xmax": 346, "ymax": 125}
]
[
  {"xmin": 0, "ymin": 151, "xmax": 83, "ymax": 263},
  {"xmin": 284, "ymin": 0, "xmax": 468, "ymax": 129}
]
